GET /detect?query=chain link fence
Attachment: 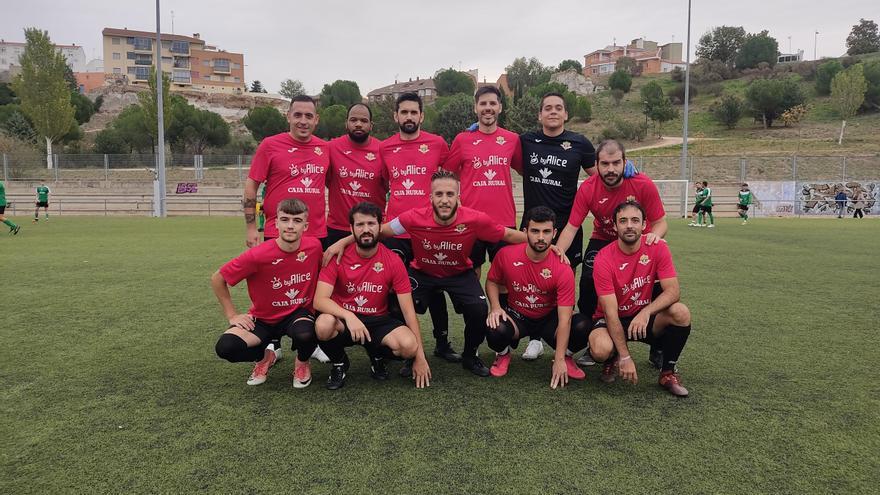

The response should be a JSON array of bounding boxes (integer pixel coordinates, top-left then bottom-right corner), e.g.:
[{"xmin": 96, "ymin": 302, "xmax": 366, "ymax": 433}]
[{"xmin": 631, "ymin": 154, "xmax": 879, "ymax": 182}]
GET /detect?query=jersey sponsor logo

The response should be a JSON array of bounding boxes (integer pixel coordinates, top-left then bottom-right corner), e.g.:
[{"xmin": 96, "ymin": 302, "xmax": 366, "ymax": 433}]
[
  {"xmin": 419, "ymin": 144, "xmax": 430, "ymax": 154},
  {"xmin": 402, "ymin": 179, "xmax": 415, "ymax": 190},
  {"xmin": 639, "ymin": 254, "xmax": 650, "ymax": 265},
  {"xmin": 271, "ymin": 258, "xmax": 284, "ymax": 265},
  {"xmin": 496, "ymin": 136, "xmax": 506, "ymax": 145},
  {"xmin": 343, "ymin": 150, "xmax": 353, "ymax": 155},
  {"xmin": 620, "ymin": 275, "xmax": 652, "ymax": 296},
  {"xmin": 392, "ymin": 147, "xmax": 402, "ymax": 153},
  {"xmin": 561, "ymin": 141, "xmax": 572, "ymax": 150},
  {"xmin": 539, "ymin": 167, "xmax": 553, "ymax": 179},
  {"xmin": 421, "ymin": 239, "xmax": 464, "ymax": 251},
  {"xmin": 357, "ymin": 281, "xmax": 384, "ymax": 293},
  {"xmin": 365, "ymin": 152, "xmax": 377, "ymax": 161},
  {"xmin": 472, "ymin": 155, "xmax": 509, "ymax": 170},
  {"xmin": 484, "ymin": 170, "xmax": 497, "ymax": 181},
  {"xmin": 350, "ymin": 263, "xmax": 362, "ymax": 270},
  {"xmin": 525, "ymin": 294, "xmax": 540, "ymax": 304},
  {"xmin": 619, "ymin": 262, "xmax": 628, "ymax": 270},
  {"xmin": 472, "ymin": 139, "xmax": 483, "ymax": 146},
  {"xmin": 392, "ymin": 165, "xmax": 427, "ymax": 178},
  {"xmin": 285, "ymin": 288, "xmax": 300, "ymax": 300},
  {"xmin": 297, "ymin": 251, "xmax": 308, "ymax": 262},
  {"xmin": 347, "ymin": 282, "xmax": 357, "ymax": 293},
  {"xmin": 540, "ymin": 268, "xmax": 552, "ymax": 280},
  {"xmin": 599, "ymin": 197, "xmax": 609, "ymax": 204},
  {"xmin": 349, "ymin": 181, "xmax": 362, "ymax": 191},
  {"xmin": 530, "ymin": 167, "xmax": 562, "ymax": 187},
  {"xmin": 271, "ymin": 272, "xmax": 312, "ymax": 290},
  {"xmin": 530, "ymin": 153, "xmax": 539, "ymax": 165},
  {"xmin": 373, "ymin": 262, "xmax": 384, "ymax": 273},
  {"xmin": 301, "ymin": 177, "xmax": 314, "ymax": 188},
  {"xmin": 314, "ymin": 147, "xmax": 323, "ymax": 156},
  {"xmin": 433, "ymin": 252, "xmax": 448, "ymax": 261},
  {"xmin": 354, "ymin": 295, "xmax": 369, "ymax": 306},
  {"xmin": 513, "ymin": 261, "xmax": 524, "ymax": 267},
  {"xmin": 339, "ymin": 167, "xmax": 375, "ymax": 179}
]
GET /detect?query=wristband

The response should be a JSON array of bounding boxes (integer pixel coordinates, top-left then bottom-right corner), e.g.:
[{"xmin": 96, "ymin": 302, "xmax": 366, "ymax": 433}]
[{"xmin": 619, "ymin": 355, "xmax": 632, "ymax": 362}]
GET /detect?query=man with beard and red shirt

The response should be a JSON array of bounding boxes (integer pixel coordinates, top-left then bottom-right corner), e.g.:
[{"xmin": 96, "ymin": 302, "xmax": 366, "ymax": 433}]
[
  {"xmin": 325, "ymin": 170, "xmax": 535, "ymax": 376},
  {"xmin": 485, "ymin": 206, "xmax": 592, "ymax": 387},
  {"xmin": 212, "ymin": 199, "xmax": 323, "ymax": 389},
  {"xmin": 326, "ymin": 104, "xmax": 387, "ymax": 247},
  {"xmin": 380, "ymin": 92, "xmax": 458, "ymax": 365},
  {"xmin": 553, "ymin": 139, "xmax": 667, "ymax": 366},
  {"xmin": 586, "ymin": 200, "xmax": 691, "ymax": 397},
  {"xmin": 244, "ymin": 95, "xmax": 330, "ymax": 249},
  {"xmin": 314, "ymin": 202, "xmax": 430, "ymax": 390},
  {"xmin": 444, "ymin": 86, "xmax": 521, "ymax": 276}
]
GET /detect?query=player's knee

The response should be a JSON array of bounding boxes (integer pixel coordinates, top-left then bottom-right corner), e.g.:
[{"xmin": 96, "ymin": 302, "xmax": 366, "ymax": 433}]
[
  {"xmin": 288, "ymin": 318, "xmax": 316, "ymax": 344},
  {"xmin": 486, "ymin": 320, "xmax": 514, "ymax": 352},
  {"xmin": 589, "ymin": 330, "xmax": 614, "ymax": 361},
  {"xmin": 215, "ymin": 333, "xmax": 247, "ymax": 362},
  {"xmin": 314, "ymin": 314, "xmax": 338, "ymax": 340},
  {"xmin": 391, "ymin": 329, "xmax": 418, "ymax": 358},
  {"xmin": 669, "ymin": 303, "xmax": 691, "ymax": 326}
]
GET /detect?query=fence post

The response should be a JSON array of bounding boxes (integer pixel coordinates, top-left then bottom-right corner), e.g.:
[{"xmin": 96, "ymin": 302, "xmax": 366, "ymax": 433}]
[
  {"xmin": 842, "ymin": 156, "xmax": 847, "ymax": 183},
  {"xmin": 237, "ymin": 155, "xmax": 243, "ymax": 183},
  {"xmin": 791, "ymin": 155, "xmax": 797, "ymax": 181},
  {"xmin": 208, "ymin": 198, "xmax": 212, "ymax": 216},
  {"xmin": 104, "ymin": 154, "xmax": 109, "ymax": 181},
  {"xmin": 2, "ymin": 153, "xmax": 7, "ymax": 182},
  {"xmin": 193, "ymin": 154, "xmax": 198, "ymax": 180},
  {"xmin": 740, "ymin": 157, "xmax": 746, "ymax": 182},
  {"xmin": 53, "ymin": 154, "xmax": 59, "ymax": 181},
  {"xmin": 104, "ymin": 199, "xmax": 108, "ymax": 216}
]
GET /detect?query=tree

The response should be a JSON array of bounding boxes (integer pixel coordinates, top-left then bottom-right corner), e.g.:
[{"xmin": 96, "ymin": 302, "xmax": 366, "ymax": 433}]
[
  {"xmin": 611, "ymin": 89, "xmax": 625, "ymax": 106},
  {"xmin": 744, "ymin": 77, "xmax": 805, "ymax": 128},
  {"xmin": 250, "ymin": 80, "xmax": 267, "ymax": 93},
  {"xmin": 319, "ymin": 80, "xmax": 361, "ymax": 107},
  {"xmin": 279, "ymin": 79, "xmax": 307, "ymax": 99},
  {"xmin": 696, "ymin": 26, "xmax": 746, "ymax": 67},
  {"xmin": 93, "ymin": 128, "xmax": 128, "ymax": 154},
  {"xmin": 368, "ymin": 98, "xmax": 398, "ymax": 139},
  {"xmin": 831, "ymin": 64, "xmax": 868, "ymax": 143},
  {"xmin": 504, "ymin": 94, "xmax": 540, "ymax": 134},
  {"xmin": 608, "ymin": 70, "xmax": 632, "ymax": 93},
  {"xmin": 736, "ymin": 30, "xmax": 778, "ymax": 69},
  {"xmin": 112, "ymin": 105, "xmax": 152, "ymax": 152},
  {"xmin": 434, "ymin": 69, "xmax": 475, "ymax": 96},
  {"xmin": 615, "ymin": 56, "xmax": 638, "ymax": 76},
  {"xmin": 846, "ymin": 19, "xmax": 880, "ymax": 55},
  {"xmin": 0, "ymin": 83, "xmax": 17, "ymax": 105},
  {"xmin": 242, "ymin": 106, "xmax": 288, "ymax": 141},
  {"xmin": 815, "ymin": 60, "xmax": 844, "ymax": 96},
  {"xmin": 505, "ymin": 57, "xmax": 552, "ymax": 102},
  {"xmin": 70, "ymin": 91, "xmax": 95, "ymax": 124},
  {"xmin": 526, "ymin": 81, "xmax": 577, "ymax": 112},
  {"xmin": 168, "ymin": 102, "xmax": 230, "ymax": 154},
  {"xmin": 433, "ymin": 94, "xmax": 473, "ymax": 142},
  {"xmin": 62, "ymin": 62, "xmax": 78, "ymax": 91},
  {"xmin": 668, "ymin": 82, "xmax": 697, "ymax": 104},
  {"xmin": 137, "ymin": 67, "xmax": 175, "ymax": 150},
  {"xmin": 640, "ymin": 81, "xmax": 678, "ymax": 136},
  {"xmin": 315, "ymin": 104, "xmax": 347, "ymax": 139},
  {"xmin": 572, "ymin": 95, "xmax": 592, "ymax": 121},
  {"xmin": 0, "ymin": 105, "xmax": 37, "ymax": 143},
  {"xmin": 711, "ymin": 94, "xmax": 744, "ymax": 129},
  {"xmin": 557, "ymin": 59, "xmax": 583, "ymax": 73},
  {"xmin": 861, "ymin": 60, "xmax": 880, "ymax": 110}
]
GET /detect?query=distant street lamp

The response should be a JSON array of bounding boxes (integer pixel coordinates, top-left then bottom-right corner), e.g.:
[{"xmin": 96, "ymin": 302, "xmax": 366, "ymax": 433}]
[{"xmin": 814, "ymin": 31, "xmax": 820, "ymax": 60}]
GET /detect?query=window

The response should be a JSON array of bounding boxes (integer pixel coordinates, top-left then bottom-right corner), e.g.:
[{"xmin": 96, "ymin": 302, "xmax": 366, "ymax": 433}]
[
  {"xmin": 171, "ymin": 41, "xmax": 189, "ymax": 54},
  {"xmin": 232, "ymin": 63, "xmax": 241, "ymax": 69},
  {"xmin": 132, "ymin": 37, "xmax": 152, "ymax": 51},
  {"xmin": 204, "ymin": 75, "xmax": 211, "ymax": 81},
  {"xmin": 112, "ymin": 37, "xmax": 120, "ymax": 45},
  {"xmin": 113, "ymin": 52, "xmax": 121, "ymax": 60},
  {"xmin": 127, "ymin": 52, "xmax": 136, "ymax": 60},
  {"xmin": 202, "ymin": 60, "xmax": 209, "ymax": 66},
  {"xmin": 233, "ymin": 77, "xmax": 240, "ymax": 82},
  {"xmin": 113, "ymin": 67, "xmax": 121, "ymax": 74},
  {"xmin": 172, "ymin": 70, "xmax": 190, "ymax": 83}
]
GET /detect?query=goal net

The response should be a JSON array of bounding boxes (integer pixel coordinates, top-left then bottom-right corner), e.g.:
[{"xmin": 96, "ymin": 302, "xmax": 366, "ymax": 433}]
[{"xmin": 653, "ymin": 179, "xmax": 690, "ymax": 218}]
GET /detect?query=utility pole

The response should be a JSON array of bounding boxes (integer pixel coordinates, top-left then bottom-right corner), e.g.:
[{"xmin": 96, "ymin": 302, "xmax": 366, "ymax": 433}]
[
  {"xmin": 154, "ymin": 0, "xmax": 167, "ymax": 217},
  {"xmin": 680, "ymin": 0, "xmax": 692, "ymax": 181}
]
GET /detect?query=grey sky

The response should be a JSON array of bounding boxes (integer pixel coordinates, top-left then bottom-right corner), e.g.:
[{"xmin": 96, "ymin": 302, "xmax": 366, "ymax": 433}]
[{"xmin": 1, "ymin": 0, "xmax": 874, "ymax": 95}]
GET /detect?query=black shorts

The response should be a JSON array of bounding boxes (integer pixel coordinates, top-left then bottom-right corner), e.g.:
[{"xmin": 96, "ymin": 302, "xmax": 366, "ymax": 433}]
[
  {"xmin": 583, "ymin": 238, "xmax": 613, "ymax": 274},
  {"xmin": 504, "ymin": 305, "xmax": 558, "ymax": 342},
  {"xmin": 737, "ymin": 204, "xmax": 749, "ymax": 211},
  {"xmin": 698, "ymin": 205, "xmax": 713, "ymax": 213},
  {"xmin": 469, "ymin": 227, "xmax": 514, "ymax": 269},
  {"xmin": 692, "ymin": 204, "xmax": 700, "ymax": 214},
  {"xmin": 382, "ymin": 237, "xmax": 413, "ymax": 266},
  {"xmin": 409, "ymin": 268, "xmax": 486, "ymax": 314},
  {"xmin": 233, "ymin": 308, "xmax": 316, "ymax": 342},
  {"xmin": 36, "ymin": 201, "xmax": 49, "ymax": 208},
  {"xmin": 325, "ymin": 227, "xmax": 351, "ymax": 248},
  {"xmin": 592, "ymin": 314, "xmax": 659, "ymax": 344},
  {"xmin": 0, "ymin": 205, "xmax": 5, "ymax": 214},
  {"xmin": 338, "ymin": 314, "xmax": 405, "ymax": 347}
]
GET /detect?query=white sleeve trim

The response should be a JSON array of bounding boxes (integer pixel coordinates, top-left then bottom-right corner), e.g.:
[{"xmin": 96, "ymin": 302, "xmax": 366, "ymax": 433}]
[{"xmin": 389, "ymin": 217, "xmax": 407, "ymax": 236}]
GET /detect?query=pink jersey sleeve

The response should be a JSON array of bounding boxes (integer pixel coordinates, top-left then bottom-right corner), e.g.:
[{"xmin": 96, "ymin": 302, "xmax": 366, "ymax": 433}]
[
  {"xmin": 510, "ymin": 134, "xmax": 523, "ymax": 175},
  {"xmin": 219, "ymin": 250, "xmax": 255, "ymax": 287},
  {"xmin": 444, "ymin": 135, "xmax": 463, "ymax": 175},
  {"xmin": 486, "ymin": 249, "xmax": 506, "ymax": 284},
  {"xmin": 389, "ymin": 254, "xmax": 412, "ymax": 294},
  {"xmin": 556, "ymin": 262, "xmax": 576, "ymax": 306},
  {"xmin": 436, "ymin": 137, "xmax": 450, "ymax": 167},
  {"xmin": 476, "ymin": 211, "xmax": 506, "ymax": 243},
  {"xmin": 318, "ymin": 257, "xmax": 340, "ymax": 285},
  {"xmin": 592, "ymin": 250, "xmax": 616, "ymax": 297},
  {"xmin": 248, "ymin": 140, "xmax": 271, "ymax": 183},
  {"xmin": 567, "ymin": 180, "xmax": 593, "ymax": 228},
  {"xmin": 655, "ymin": 242, "xmax": 677, "ymax": 280}
]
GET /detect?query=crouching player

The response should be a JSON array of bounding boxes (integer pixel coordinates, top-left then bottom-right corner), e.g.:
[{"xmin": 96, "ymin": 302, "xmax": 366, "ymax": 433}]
[
  {"xmin": 588, "ymin": 200, "xmax": 692, "ymax": 397},
  {"xmin": 485, "ymin": 206, "xmax": 591, "ymax": 388},
  {"xmin": 212, "ymin": 199, "xmax": 323, "ymax": 388},
  {"xmin": 314, "ymin": 202, "xmax": 431, "ymax": 389}
]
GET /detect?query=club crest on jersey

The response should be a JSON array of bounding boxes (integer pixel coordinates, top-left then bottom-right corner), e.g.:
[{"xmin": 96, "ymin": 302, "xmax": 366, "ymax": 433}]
[
  {"xmin": 627, "ymin": 195, "xmax": 636, "ymax": 202},
  {"xmin": 561, "ymin": 141, "xmax": 572, "ymax": 150},
  {"xmin": 347, "ymin": 282, "xmax": 357, "ymax": 294},
  {"xmin": 540, "ymin": 268, "xmax": 552, "ymax": 279},
  {"xmin": 314, "ymin": 147, "xmax": 323, "ymax": 156},
  {"xmin": 639, "ymin": 254, "xmax": 650, "ymax": 265},
  {"xmin": 365, "ymin": 152, "xmax": 376, "ymax": 161},
  {"xmin": 373, "ymin": 262, "xmax": 384, "ymax": 273},
  {"xmin": 297, "ymin": 251, "xmax": 308, "ymax": 262},
  {"xmin": 496, "ymin": 136, "xmax": 506, "ymax": 145},
  {"xmin": 455, "ymin": 224, "xmax": 467, "ymax": 233},
  {"xmin": 419, "ymin": 144, "xmax": 430, "ymax": 154}
]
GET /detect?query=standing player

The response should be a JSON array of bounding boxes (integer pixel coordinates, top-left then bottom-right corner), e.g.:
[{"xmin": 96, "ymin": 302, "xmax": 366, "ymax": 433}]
[
  {"xmin": 325, "ymin": 170, "xmax": 531, "ymax": 376},
  {"xmin": 688, "ymin": 182, "xmax": 703, "ymax": 226},
  {"xmin": 696, "ymin": 181, "xmax": 714, "ymax": 228},
  {"xmin": 586, "ymin": 200, "xmax": 692, "ymax": 397},
  {"xmin": 444, "ymin": 86, "xmax": 521, "ymax": 276},
  {"xmin": 243, "ymin": 95, "xmax": 331, "ymax": 248},
  {"xmin": 0, "ymin": 180, "xmax": 21, "ymax": 235},
  {"xmin": 518, "ymin": 92, "xmax": 596, "ymax": 360},
  {"xmin": 380, "ymin": 92, "xmax": 457, "ymax": 363},
  {"xmin": 737, "ymin": 183, "xmax": 756, "ymax": 224},
  {"xmin": 326, "ymin": 104, "xmax": 387, "ymax": 247},
  {"xmin": 485, "ymin": 206, "xmax": 591, "ymax": 387},
  {"xmin": 212, "ymin": 199, "xmax": 323, "ymax": 388},
  {"xmin": 33, "ymin": 182, "xmax": 50, "ymax": 222},
  {"xmin": 314, "ymin": 202, "xmax": 430, "ymax": 389}
]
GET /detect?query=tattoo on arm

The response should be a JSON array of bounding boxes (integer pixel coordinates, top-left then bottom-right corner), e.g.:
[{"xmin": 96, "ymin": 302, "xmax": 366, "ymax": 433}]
[
  {"xmin": 242, "ymin": 198, "xmax": 256, "ymax": 208},
  {"xmin": 245, "ymin": 213, "xmax": 256, "ymax": 224}
]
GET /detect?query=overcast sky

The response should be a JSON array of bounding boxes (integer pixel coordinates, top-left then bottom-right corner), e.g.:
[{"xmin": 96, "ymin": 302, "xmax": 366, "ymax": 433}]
[{"xmin": 2, "ymin": 0, "xmax": 875, "ymax": 95}]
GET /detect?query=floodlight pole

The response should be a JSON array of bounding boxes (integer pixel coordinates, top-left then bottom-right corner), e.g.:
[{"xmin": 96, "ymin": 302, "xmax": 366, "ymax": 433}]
[
  {"xmin": 680, "ymin": 0, "xmax": 692, "ymax": 181},
  {"xmin": 154, "ymin": 0, "xmax": 167, "ymax": 217}
]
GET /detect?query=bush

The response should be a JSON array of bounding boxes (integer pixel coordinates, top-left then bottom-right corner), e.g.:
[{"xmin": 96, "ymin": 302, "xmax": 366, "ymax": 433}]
[
  {"xmin": 711, "ymin": 94, "xmax": 744, "ymax": 129},
  {"xmin": 668, "ymin": 83, "xmax": 697, "ymax": 104},
  {"xmin": 702, "ymin": 83, "xmax": 724, "ymax": 97},
  {"xmin": 816, "ymin": 60, "xmax": 844, "ymax": 96},
  {"xmin": 608, "ymin": 70, "xmax": 633, "ymax": 93},
  {"xmin": 614, "ymin": 119, "xmax": 649, "ymax": 142},
  {"xmin": 93, "ymin": 128, "xmax": 128, "ymax": 154},
  {"xmin": 780, "ymin": 104, "xmax": 809, "ymax": 127},
  {"xmin": 571, "ymin": 96, "xmax": 592, "ymax": 121},
  {"xmin": 596, "ymin": 126, "xmax": 623, "ymax": 142},
  {"xmin": 671, "ymin": 67, "xmax": 684, "ymax": 82},
  {"xmin": 611, "ymin": 89, "xmax": 625, "ymax": 106}
]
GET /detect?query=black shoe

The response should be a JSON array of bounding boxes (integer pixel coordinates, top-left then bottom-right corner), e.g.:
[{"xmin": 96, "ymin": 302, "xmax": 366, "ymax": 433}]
[
  {"xmin": 462, "ymin": 356, "xmax": 491, "ymax": 377},
  {"xmin": 257, "ymin": 227, "xmax": 264, "ymax": 232},
  {"xmin": 370, "ymin": 356, "xmax": 389, "ymax": 380},
  {"xmin": 12, "ymin": 225, "xmax": 21, "ymax": 235},
  {"xmin": 399, "ymin": 358, "xmax": 414, "ymax": 378},
  {"xmin": 649, "ymin": 347, "xmax": 663, "ymax": 370},
  {"xmin": 326, "ymin": 362, "xmax": 347, "ymax": 390},
  {"xmin": 434, "ymin": 342, "xmax": 462, "ymax": 363}
]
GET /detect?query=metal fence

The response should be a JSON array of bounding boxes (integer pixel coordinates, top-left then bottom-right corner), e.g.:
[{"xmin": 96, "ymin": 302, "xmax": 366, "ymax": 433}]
[{"xmin": 3, "ymin": 153, "xmax": 879, "ymax": 184}]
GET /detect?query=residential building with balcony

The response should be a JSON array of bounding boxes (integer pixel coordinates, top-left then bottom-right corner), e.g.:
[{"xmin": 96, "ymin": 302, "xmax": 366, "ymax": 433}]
[{"xmin": 584, "ymin": 38, "xmax": 686, "ymax": 76}]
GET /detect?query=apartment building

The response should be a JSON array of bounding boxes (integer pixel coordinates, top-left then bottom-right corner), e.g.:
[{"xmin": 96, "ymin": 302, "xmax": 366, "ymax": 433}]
[
  {"xmin": 585, "ymin": 38, "xmax": 686, "ymax": 76},
  {"xmin": 0, "ymin": 39, "xmax": 87, "ymax": 72},
  {"xmin": 101, "ymin": 28, "xmax": 245, "ymax": 94}
]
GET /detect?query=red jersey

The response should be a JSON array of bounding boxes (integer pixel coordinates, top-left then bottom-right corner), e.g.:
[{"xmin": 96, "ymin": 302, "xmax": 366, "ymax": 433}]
[
  {"xmin": 568, "ymin": 173, "xmax": 666, "ymax": 241},
  {"xmin": 318, "ymin": 243, "xmax": 410, "ymax": 316},
  {"xmin": 219, "ymin": 237, "xmax": 323, "ymax": 324},
  {"xmin": 248, "ymin": 132, "xmax": 330, "ymax": 239},
  {"xmin": 487, "ymin": 244, "xmax": 575, "ymax": 319},
  {"xmin": 444, "ymin": 128, "xmax": 521, "ymax": 227},
  {"xmin": 381, "ymin": 132, "xmax": 449, "ymax": 237},
  {"xmin": 395, "ymin": 206, "xmax": 506, "ymax": 277},
  {"xmin": 592, "ymin": 240, "xmax": 677, "ymax": 319},
  {"xmin": 327, "ymin": 136, "xmax": 387, "ymax": 231}
]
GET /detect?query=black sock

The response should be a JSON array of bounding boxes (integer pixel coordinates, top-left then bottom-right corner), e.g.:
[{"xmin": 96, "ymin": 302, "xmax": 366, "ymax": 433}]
[
  {"xmin": 461, "ymin": 304, "xmax": 488, "ymax": 358},
  {"xmin": 215, "ymin": 334, "xmax": 264, "ymax": 363},
  {"xmin": 320, "ymin": 333, "xmax": 349, "ymax": 364},
  {"xmin": 660, "ymin": 324, "xmax": 691, "ymax": 371},
  {"xmin": 287, "ymin": 319, "xmax": 317, "ymax": 362},
  {"xmin": 428, "ymin": 292, "xmax": 449, "ymax": 345}
]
